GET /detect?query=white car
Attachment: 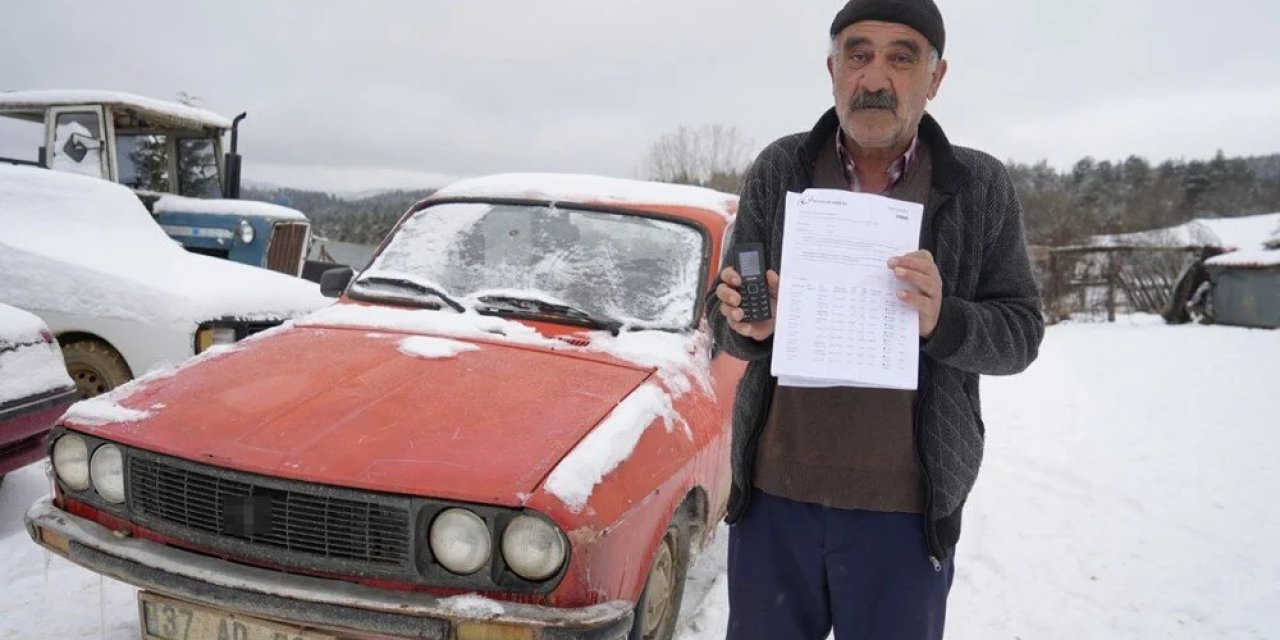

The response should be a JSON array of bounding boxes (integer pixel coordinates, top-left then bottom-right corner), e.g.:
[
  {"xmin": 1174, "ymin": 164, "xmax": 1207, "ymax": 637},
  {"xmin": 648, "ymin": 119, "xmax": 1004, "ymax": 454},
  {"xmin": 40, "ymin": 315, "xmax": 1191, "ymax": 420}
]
[
  {"xmin": 0, "ymin": 302, "xmax": 76, "ymax": 486},
  {"xmin": 0, "ymin": 165, "xmax": 330, "ymax": 397}
]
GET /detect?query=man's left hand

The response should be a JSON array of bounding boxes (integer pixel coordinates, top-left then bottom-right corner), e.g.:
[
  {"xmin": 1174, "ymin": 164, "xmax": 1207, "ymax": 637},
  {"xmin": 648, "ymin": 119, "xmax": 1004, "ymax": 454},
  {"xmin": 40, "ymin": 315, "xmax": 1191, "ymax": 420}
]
[{"xmin": 889, "ymin": 250, "xmax": 943, "ymax": 339}]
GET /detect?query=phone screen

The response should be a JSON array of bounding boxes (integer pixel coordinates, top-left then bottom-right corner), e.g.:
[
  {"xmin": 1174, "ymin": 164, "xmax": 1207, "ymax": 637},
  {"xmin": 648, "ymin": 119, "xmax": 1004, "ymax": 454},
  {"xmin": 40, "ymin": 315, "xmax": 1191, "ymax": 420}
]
[{"xmin": 739, "ymin": 251, "xmax": 762, "ymax": 277}]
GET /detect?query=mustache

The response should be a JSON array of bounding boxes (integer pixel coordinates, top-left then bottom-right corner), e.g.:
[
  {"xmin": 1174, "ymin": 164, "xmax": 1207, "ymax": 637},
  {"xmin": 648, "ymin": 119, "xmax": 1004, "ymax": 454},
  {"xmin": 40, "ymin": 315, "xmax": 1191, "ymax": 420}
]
[{"xmin": 849, "ymin": 90, "xmax": 898, "ymax": 111}]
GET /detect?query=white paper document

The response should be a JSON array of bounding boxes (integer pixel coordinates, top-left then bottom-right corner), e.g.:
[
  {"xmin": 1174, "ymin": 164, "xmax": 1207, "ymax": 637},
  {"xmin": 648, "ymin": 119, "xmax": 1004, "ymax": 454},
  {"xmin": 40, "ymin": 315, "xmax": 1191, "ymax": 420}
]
[{"xmin": 771, "ymin": 189, "xmax": 924, "ymax": 390}]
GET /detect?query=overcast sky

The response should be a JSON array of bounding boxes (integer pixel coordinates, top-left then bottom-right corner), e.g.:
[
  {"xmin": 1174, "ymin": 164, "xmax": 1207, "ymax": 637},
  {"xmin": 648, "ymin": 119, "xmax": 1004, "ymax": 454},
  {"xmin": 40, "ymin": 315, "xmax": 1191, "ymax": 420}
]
[{"xmin": 3, "ymin": 0, "xmax": 1279, "ymax": 192}]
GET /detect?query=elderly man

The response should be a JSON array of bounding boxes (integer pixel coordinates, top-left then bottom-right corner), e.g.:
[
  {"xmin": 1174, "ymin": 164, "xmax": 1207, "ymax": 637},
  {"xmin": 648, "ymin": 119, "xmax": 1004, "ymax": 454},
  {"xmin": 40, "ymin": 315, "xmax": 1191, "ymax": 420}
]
[{"xmin": 708, "ymin": 0, "xmax": 1045, "ymax": 638}]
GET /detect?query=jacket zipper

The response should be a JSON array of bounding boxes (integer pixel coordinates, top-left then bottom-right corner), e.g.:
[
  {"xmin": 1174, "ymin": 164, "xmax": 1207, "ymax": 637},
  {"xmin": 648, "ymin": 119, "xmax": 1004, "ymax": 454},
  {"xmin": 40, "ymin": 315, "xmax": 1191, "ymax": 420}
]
[
  {"xmin": 735, "ymin": 371, "xmax": 778, "ymax": 520},
  {"xmin": 914, "ymin": 357, "xmax": 944, "ymax": 571}
]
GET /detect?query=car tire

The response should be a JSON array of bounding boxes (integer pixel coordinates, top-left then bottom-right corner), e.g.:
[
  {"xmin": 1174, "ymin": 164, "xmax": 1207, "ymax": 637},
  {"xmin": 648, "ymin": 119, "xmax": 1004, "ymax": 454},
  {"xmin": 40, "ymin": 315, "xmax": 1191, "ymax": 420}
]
[
  {"xmin": 629, "ymin": 510, "xmax": 693, "ymax": 640},
  {"xmin": 61, "ymin": 340, "xmax": 132, "ymax": 399}
]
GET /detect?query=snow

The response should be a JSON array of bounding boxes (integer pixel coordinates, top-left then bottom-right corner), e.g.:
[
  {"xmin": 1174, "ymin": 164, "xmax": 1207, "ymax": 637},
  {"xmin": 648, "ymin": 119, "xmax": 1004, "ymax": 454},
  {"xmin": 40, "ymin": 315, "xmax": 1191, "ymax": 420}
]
[
  {"xmin": 0, "ymin": 344, "xmax": 71, "ymax": 406},
  {"xmin": 0, "ymin": 89, "xmax": 232, "ymax": 129},
  {"xmin": 61, "ymin": 398, "xmax": 150, "ymax": 426},
  {"xmin": 1205, "ymin": 248, "xmax": 1280, "ymax": 268},
  {"xmin": 435, "ymin": 593, "xmax": 506, "ymax": 618},
  {"xmin": 1093, "ymin": 212, "xmax": 1280, "ymax": 251},
  {"xmin": 0, "ymin": 165, "xmax": 328, "ymax": 327},
  {"xmin": 434, "ymin": 173, "xmax": 738, "ymax": 220},
  {"xmin": 397, "ymin": 336, "xmax": 479, "ymax": 359},
  {"xmin": 544, "ymin": 383, "xmax": 685, "ymax": 513},
  {"xmin": 584, "ymin": 329, "xmax": 711, "ymax": 398},
  {"xmin": 299, "ymin": 303, "xmax": 555, "ymax": 347},
  {"xmin": 0, "ymin": 303, "xmax": 72, "ymax": 404},
  {"xmin": 154, "ymin": 194, "xmax": 308, "ymax": 222},
  {"xmin": 2, "ymin": 319, "xmax": 1277, "ymax": 638}
]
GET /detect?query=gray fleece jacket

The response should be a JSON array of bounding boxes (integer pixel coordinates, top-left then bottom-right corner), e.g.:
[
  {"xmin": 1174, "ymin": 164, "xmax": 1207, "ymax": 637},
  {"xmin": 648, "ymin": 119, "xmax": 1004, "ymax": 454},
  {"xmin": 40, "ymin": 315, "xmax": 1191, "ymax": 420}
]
[{"xmin": 707, "ymin": 108, "xmax": 1044, "ymax": 562}]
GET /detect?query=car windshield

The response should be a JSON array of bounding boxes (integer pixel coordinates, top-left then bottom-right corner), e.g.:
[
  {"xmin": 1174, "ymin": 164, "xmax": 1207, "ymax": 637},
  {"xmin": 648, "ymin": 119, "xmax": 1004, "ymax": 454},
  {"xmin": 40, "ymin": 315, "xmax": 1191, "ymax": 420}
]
[{"xmin": 359, "ymin": 202, "xmax": 706, "ymax": 328}]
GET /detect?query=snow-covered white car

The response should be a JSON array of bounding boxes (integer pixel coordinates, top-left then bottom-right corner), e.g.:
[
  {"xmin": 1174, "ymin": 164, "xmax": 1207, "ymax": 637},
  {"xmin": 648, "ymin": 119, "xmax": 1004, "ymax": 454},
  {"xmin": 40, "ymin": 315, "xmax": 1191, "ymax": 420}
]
[
  {"xmin": 0, "ymin": 303, "xmax": 76, "ymax": 487},
  {"xmin": 0, "ymin": 165, "xmax": 330, "ymax": 397}
]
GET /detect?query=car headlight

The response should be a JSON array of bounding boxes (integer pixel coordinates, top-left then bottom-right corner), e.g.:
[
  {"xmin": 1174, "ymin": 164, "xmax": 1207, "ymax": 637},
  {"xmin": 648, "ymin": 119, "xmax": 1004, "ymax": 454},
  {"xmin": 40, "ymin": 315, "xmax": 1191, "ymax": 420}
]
[
  {"xmin": 195, "ymin": 326, "xmax": 237, "ymax": 353},
  {"xmin": 501, "ymin": 515, "xmax": 566, "ymax": 581},
  {"xmin": 52, "ymin": 434, "xmax": 90, "ymax": 491},
  {"xmin": 429, "ymin": 508, "xmax": 491, "ymax": 575},
  {"xmin": 90, "ymin": 444, "xmax": 125, "ymax": 504},
  {"xmin": 237, "ymin": 219, "xmax": 255, "ymax": 244}
]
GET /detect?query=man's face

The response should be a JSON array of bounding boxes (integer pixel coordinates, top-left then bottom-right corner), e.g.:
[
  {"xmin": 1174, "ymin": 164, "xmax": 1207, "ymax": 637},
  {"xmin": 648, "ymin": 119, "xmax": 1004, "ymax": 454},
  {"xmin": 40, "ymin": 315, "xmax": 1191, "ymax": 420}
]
[{"xmin": 827, "ymin": 20, "xmax": 947, "ymax": 151}]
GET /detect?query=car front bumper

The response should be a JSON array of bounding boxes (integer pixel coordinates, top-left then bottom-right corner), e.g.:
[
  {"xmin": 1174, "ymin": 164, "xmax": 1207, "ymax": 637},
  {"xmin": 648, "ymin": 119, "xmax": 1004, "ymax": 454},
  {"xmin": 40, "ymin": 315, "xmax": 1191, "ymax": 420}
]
[{"xmin": 25, "ymin": 497, "xmax": 633, "ymax": 640}]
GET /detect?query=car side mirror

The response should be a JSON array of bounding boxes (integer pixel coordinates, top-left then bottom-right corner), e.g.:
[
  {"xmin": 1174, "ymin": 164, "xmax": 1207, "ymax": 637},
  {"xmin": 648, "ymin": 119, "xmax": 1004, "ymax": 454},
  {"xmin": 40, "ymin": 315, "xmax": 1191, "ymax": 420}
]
[{"xmin": 320, "ymin": 267, "xmax": 354, "ymax": 298}]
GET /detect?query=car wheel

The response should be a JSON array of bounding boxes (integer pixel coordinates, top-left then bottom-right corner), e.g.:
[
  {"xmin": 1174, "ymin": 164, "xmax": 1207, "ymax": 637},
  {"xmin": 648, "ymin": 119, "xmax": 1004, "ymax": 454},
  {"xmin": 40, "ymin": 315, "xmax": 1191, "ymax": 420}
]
[
  {"xmin": 61, "ymin": 341, "xmax": 132, "ymax": 399},
  {"xmin": 629, "ymin": 513, "xmax": 692, "ymax": 640}
]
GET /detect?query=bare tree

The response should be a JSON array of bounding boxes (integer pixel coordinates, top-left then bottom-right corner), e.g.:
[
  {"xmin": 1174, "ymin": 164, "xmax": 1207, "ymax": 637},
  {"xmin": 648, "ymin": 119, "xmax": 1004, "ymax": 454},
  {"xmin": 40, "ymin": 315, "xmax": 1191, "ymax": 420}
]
[{"xmin": 645, "ymin": 124, "xmax": 752, "ymax": 194}]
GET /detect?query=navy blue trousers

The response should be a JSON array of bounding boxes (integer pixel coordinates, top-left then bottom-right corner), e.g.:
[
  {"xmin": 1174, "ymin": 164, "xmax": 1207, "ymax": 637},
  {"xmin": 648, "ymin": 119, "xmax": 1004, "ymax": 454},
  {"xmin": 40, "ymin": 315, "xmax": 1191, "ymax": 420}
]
[{"xmin": 726, "ymin": 489, "xmax": 954, "ymax": 640}]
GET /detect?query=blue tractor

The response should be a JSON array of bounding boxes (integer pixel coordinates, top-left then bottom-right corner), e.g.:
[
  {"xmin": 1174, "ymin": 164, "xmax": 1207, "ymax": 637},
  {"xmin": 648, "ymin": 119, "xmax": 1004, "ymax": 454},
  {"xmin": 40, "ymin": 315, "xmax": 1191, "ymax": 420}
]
[{"xmin": 0, "ymin": 90, "xmax": 311, "ymax": 276}]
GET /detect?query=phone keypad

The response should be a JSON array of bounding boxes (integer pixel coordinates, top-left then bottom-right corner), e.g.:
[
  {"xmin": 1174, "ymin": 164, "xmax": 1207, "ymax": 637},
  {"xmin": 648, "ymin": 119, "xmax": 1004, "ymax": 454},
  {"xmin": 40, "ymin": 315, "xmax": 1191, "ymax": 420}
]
[{"xmin": 740, "ymin": 280, "xmax": 772, "ymax": 322}]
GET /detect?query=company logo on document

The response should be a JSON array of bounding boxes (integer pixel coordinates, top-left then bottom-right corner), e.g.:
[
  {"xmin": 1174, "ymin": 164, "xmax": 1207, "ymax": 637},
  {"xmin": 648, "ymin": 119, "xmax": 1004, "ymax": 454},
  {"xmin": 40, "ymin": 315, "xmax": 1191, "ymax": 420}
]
[{"xmin": 797, "ymin": 193, "xmax": 848, "ymax": 207}]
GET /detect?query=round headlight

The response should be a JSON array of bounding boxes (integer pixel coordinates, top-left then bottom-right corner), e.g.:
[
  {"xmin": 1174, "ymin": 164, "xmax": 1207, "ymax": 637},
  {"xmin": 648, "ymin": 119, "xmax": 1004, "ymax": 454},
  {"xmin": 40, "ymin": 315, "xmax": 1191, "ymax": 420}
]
[
  {"xmin": 429, "ymin": 508, "xmax": 491, "ymax": 575},
  {"xmin": 52, "ymin": 434, "xmax": 90, "ymax": 491},
  {"xmin": 90, "ymin": 444, "xmax": 125, "ymax": 504},
  {"xmin": 237, "ymin": 219, "xmax": 255, "ymax": 244},
  {"xmin": 501, "ymin": 515, "xmax": 566, "ymax": 581}
]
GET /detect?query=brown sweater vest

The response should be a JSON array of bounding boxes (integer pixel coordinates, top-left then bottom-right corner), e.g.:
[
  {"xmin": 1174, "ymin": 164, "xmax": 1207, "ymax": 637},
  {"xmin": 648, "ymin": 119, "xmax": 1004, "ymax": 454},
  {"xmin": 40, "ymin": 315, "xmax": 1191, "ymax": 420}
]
[{"xmin": 752, "ymin": 132, "xmax": 934, "ymax": 513}]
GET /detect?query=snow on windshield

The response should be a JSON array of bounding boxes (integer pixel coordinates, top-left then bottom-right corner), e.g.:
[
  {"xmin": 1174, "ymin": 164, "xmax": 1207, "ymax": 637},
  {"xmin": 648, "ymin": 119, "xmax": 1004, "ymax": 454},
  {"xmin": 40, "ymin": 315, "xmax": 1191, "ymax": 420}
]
[{"xmin": 365, "ymin": 203, "xmax": 706, "ymax": 327}]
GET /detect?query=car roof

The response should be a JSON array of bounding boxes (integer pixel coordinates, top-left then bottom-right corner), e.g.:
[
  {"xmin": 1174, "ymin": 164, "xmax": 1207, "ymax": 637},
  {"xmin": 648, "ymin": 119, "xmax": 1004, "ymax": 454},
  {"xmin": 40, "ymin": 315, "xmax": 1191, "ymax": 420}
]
[
  {"xmin": 0, "ymin": 90, "xmax": 232, "ymax": 131},
  {"xmin": 429, "ymin": 173, "xmax": 738, "ymax": 231}
]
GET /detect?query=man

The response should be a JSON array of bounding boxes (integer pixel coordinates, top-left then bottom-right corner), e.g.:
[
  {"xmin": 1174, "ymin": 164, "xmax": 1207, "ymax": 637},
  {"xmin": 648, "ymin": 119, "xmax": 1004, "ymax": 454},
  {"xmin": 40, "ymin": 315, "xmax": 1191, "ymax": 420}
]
[{"xmin": 708, "ymin": 1, "xmax": 1045, "ymax": 638}]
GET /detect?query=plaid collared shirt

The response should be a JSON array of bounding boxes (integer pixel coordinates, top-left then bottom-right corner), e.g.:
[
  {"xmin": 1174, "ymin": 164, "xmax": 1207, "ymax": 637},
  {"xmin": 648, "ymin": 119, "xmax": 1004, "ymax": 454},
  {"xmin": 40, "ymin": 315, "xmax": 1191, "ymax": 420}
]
[{"xmin": 835, "ymin": 132, "xmax": 920, "ymax": 194}]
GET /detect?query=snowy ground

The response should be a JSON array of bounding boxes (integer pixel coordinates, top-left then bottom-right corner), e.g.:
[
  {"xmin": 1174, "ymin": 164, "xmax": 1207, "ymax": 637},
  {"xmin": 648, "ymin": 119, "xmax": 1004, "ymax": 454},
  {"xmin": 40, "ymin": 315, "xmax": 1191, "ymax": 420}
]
[{"xmin": 2, "ymin": 317, "xmax": 1276, "ymax": 639}]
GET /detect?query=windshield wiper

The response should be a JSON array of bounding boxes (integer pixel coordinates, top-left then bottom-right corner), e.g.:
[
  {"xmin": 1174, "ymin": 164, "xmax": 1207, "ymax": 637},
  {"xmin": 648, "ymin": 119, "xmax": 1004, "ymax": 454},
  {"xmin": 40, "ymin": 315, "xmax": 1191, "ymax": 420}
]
[
  {"xmin": 353, "ymin": 276, "xmax": 467, "ymax": 313},
  {"xmin": 473, "ymin": 294, "xmax": 623, "ymax": 335}
]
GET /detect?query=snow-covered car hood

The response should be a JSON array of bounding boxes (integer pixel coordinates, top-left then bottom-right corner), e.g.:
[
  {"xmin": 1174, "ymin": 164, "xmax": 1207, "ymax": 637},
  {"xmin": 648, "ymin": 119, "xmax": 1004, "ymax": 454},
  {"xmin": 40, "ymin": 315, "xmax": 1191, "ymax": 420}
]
[
  {"xmin": 0, "ymin": 302, "xmax": 73, "ymax": 405},
  {"xmin": 64, "ymin": 321, "xmax": 656, "ymax": 507},
  {"xmin": 0, "ymin": 166, "xmax": 328, "ymax": 327}
]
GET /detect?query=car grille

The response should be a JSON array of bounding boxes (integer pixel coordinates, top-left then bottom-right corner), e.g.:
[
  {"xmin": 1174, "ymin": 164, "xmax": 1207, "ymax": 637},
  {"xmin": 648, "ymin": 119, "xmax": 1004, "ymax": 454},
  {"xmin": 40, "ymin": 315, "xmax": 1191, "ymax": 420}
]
[
  {"xmin": 266, "ymin": 222, "xmax": 309, "ymax": 276},
  {"xmin": 127, "ymin": 452, "xmax": 413, "ymax": 569}
]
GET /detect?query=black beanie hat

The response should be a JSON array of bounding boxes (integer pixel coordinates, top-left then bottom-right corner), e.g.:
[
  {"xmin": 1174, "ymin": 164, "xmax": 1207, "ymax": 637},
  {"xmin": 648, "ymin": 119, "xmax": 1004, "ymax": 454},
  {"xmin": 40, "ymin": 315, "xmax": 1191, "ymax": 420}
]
[{"xmin": 830, "ymin": 0, "xmax": 946, "ymax": 57}]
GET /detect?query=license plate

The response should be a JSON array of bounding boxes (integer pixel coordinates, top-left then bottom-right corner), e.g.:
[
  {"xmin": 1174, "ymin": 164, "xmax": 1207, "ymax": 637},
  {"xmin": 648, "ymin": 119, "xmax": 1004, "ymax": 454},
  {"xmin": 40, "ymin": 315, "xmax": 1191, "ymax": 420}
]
[{"xmin": 138, "ymin": 592, "xmax": 335, "ymax": 640}]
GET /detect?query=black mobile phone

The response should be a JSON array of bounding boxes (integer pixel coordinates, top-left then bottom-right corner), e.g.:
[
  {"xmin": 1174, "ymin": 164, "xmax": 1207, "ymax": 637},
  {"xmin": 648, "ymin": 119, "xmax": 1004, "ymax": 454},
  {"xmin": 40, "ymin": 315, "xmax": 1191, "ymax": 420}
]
[{"xmin": 735, "ymin": 243, "xmax": 772, "ymax": 322}]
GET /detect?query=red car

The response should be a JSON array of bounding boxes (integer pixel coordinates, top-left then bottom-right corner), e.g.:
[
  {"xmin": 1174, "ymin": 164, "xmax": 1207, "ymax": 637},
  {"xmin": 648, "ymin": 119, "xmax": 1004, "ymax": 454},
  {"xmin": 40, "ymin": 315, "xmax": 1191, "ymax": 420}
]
[
  {"xmin": 27, "ymin": 174, "xmax": 745, "ymax": 640},
  {"xmin": 0, "ymin": 302, "xmax": 77, "ymax": 486}
]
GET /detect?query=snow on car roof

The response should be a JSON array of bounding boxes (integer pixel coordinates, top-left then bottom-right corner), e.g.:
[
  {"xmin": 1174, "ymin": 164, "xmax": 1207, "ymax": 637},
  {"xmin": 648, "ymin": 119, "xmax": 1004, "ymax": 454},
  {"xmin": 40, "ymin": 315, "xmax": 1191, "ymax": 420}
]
[
  {"xmin": 0, "ymin": 89, "xmax": 232, "ymax": 130},
  {"xmin": 154, "ymin": 194, "xmax": 308, "ymax": 221},
  {"xmin": 432, "ymin": 173, "xmax": 738, "ymax": 220},
  {"xmin": 0, "ymin": 165, "xmax": 327, "ymax": 327}
]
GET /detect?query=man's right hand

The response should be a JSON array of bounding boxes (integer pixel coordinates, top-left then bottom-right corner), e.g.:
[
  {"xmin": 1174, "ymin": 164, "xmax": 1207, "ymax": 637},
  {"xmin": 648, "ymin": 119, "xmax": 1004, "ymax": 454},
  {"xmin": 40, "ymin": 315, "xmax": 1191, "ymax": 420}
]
[{"xmin": 715, "ymin": 266, "xmax": 780, "ymax": 341}]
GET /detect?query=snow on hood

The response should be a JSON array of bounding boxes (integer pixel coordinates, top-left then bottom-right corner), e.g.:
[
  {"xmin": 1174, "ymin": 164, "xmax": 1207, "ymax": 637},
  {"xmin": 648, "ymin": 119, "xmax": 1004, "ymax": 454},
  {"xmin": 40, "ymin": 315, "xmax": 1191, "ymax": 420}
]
[
  {"xmin": 0, "ymin": 303, "xmax": 73, "ymax": 404},
  {"xmin": 154, "ymin": 194, "xmax": 308, "ymax": 222},
  {"xmin": 300, "ymin": 303, "xmax": 711, "ymax": 394},
  {"xmin": 61, "ymin": 343, "xmax": 240, "ymax": 428},
  {"xmin": 0, "ymin": 166, "xmax": 328, "ymax": 327},
  {"xmin": 434, "ymin": 173, "xmax": 738, "ymax": 220},
  {"xmin": 397, "ymin": 336, "xmax": 479, "ymax": 359},
  {"xmin": 543, "ymin": 382, "xmax": 689, "ymax": 513}
]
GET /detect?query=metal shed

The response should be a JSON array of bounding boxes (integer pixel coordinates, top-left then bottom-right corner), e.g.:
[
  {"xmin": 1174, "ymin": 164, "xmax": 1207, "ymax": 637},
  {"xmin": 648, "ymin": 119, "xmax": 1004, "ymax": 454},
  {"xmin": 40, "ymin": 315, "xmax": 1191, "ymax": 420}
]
[{"xmin": 1204, "ymin": 241, "xmax": 1280, "ymax": 329}]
